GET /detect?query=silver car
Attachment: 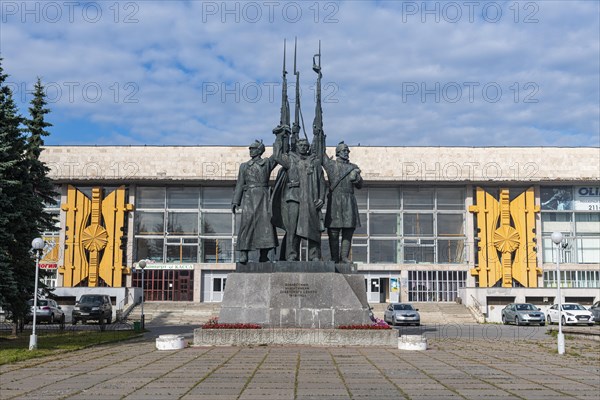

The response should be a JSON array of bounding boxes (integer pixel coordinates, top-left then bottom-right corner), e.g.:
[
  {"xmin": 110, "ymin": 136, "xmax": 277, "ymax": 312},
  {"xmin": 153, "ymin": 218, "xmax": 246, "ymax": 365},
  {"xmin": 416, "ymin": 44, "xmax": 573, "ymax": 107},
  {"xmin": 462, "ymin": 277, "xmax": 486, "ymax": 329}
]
[
  {"xmin": 25, "ymin": 299, "xmax": 65, "ymax": 325},
  {"xmin": 384, "ymin": 303, "xmax": 420, "ymax": 326},
  {"xmin": 501, "ymin": 303, "xmax": 545, "ymax": 326}
]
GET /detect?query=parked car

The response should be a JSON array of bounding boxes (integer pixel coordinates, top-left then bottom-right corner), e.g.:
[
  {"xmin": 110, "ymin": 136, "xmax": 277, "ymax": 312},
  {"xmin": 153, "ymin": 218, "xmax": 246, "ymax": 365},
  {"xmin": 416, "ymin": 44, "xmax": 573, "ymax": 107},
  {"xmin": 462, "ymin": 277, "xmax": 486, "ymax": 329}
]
[
  {"xmin": 501, "ymin": 303, "xmax": 545, "ymax": 326},
  {"xmin": 384, "ymin": 303, "xmax": 420, "ymax": 326},
  {"xmin": 25, "ymin": 299, "xmax": 65, "ymax": 325},
  {"xmin": 546, "ymin": 303, "xmax": 595, "ymax": 326},
  {"xmin": 72, "ymin": 294, "xmax": 113, "ymax": 325},
  {"xmin": 590, "ymin": 301, "xmax": 600, "ymax": 323}
]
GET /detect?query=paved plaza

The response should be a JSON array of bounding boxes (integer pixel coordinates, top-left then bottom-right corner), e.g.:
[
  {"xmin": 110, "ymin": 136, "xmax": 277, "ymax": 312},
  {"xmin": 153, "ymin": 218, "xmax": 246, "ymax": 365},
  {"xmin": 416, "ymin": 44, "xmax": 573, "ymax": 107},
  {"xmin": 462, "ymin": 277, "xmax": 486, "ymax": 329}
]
[{"xmin": 1, "ymin": 328, "xmax": 599, "ymax": 400}]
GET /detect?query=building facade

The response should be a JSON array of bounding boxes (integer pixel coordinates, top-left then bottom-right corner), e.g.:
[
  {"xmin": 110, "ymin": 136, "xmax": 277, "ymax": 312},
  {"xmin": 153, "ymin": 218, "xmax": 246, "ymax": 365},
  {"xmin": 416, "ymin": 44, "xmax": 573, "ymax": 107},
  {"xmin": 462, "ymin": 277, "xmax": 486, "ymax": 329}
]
[{"xmin": 40, "ymin": 146, "xmax": 600, "ymax": 321}]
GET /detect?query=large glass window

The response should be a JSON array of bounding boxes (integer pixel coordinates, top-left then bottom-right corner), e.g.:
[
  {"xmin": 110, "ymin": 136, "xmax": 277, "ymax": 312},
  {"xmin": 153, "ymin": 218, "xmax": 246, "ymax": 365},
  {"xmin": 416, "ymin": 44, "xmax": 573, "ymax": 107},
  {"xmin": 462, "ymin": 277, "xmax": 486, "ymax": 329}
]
[
  {"xmin": 202, "ymin": 239, "xmax": 233, "ymax": 263},
  {"xmin": 404, "ymin": 188, "xmax": 434, "ymax": 210},
  {"xmin": 202, "ymin": 213, "xmax": 232, "ymax": 235},
  {"xmin": 137, "ymin": 187, "xmax": 165, "ymax": 208},
  {"xmin": 134, "ymin": 185, "xmax": 468, "ymax": 265},
  {"xmin": 344, "ymin": 186, "xmax": 466, "ymax": 264},
  {"xmin": 355, "ymin": 189, "xmax": 368, "ymax": 210},
  {"xmin": 404, "ymin": 239, "xmax": 435, "ymax": 263},
  {"xmin": 167, "ymin": 187, "xmax": 199, "ymax": 209},
  {"xmin": 370, "ymin": 214, "xmax": 399, "ymax": 236},
  {"xmin": 202, "ymin": 187, "xmax": 233, "ymax": 209},
  {"xmin": 438, "ymin": 214, "xmax": 464, "ymax": 236},
  {"xmin": 404, "ymin": 213, "xmax": 433, "ymax": 236},
  {"xmin": 135, "ymin": 186, "xmax": 235, "ymax": 264},
  {"xmin": 544, "ymin": 270, "xmax": 600, "ymax": 288},
  {"xmin": 166, "ymin": 243, "xmax": 198, "ymax": 263},
  {"xmin": 167, "ymin": 212, "xmax": 198, "ymax": 235},
  {"xmin": 541, "ymin": 213, "xmax": 572, "ymax": 234},
  {"xmin": 351, "ymin": 244, "xmax": 367, "ymax": 263},
  {"xmin": 437, "ymin": 188, "xmax": 465, "ymax": 210},
  {"xmin": 369, "ymin": 188, "xmax": 400, "ymax": 210},
  {"xmin": 575, "ymin": 213, "xmax": 600, "ymax": 233},
  {"xmin": 408, "ymin": 271, "xmax": 466, "ymax": 302},
  {"xmin": 438, "ymin": 240, "xmax": 465, "ymax": 263},
  {"xmin": 541, "ymin": 186, "xmax": 600, "ymax": 264},
  {"xmin": 136, "ymin": 238, "xmax": 164, "ymax": 261},
  {"xmin": 135, "ymin": 212, "xmax": 164, "ymax": 234},
  {"xmin": 369, "ymin": 240, "xmax": 397, "ymax": 263},
  {"xmin": 354, "ymin": 213, "xmax": 368, "ymax": 237}
]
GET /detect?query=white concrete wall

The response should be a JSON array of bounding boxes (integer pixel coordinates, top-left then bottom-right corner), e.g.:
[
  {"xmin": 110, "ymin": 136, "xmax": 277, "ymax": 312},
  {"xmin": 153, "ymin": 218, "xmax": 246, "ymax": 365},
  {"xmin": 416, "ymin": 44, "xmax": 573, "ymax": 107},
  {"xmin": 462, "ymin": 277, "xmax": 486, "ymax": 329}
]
[{"xmin": 41, "ymin": 146, "xmax": 599, "ymax": 183}]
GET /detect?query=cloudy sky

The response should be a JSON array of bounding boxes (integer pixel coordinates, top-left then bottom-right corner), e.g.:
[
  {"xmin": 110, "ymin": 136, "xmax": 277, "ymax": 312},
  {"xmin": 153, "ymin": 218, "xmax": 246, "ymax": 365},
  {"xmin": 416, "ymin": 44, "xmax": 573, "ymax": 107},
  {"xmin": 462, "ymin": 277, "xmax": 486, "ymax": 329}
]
[{"xmin": 1, "ymin": 1, "xmax": 598, "ymax": 147}]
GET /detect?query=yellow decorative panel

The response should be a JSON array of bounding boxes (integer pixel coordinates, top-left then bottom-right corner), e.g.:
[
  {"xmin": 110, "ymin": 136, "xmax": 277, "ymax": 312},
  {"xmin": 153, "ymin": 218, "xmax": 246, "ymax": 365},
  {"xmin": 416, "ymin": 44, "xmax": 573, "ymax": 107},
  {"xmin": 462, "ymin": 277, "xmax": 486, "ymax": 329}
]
[
  {"xmin": 510, "ymin": 187, "xmax": 542, "ymax": 287},
  {"xmin": 470, "ymin": 187, "xmax": 541, "ymax": 288},
  {"xmin": 469, "ymin": 189, "xmax": 501, "ymax": 287},
  {"xmin": 59, "ymin": 185, "xmax": 133, "ymax": 287}
]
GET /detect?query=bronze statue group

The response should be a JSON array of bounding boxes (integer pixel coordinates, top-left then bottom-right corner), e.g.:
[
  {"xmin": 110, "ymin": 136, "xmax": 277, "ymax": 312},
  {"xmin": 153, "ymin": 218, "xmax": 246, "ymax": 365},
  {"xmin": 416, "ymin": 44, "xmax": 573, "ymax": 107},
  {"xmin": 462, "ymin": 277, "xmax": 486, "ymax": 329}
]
[{"xmin": 232, "ymin": 40, "xmax": 363, "ymax": 264}]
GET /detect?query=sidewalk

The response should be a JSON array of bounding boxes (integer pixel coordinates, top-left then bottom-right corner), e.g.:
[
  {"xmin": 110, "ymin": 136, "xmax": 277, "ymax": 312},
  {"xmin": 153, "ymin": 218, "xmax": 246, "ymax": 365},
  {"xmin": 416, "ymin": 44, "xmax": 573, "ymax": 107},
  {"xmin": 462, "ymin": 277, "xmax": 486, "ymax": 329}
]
[{"xmin": 1, "ymin": 332, "xmax": 598, "ymax": 399}]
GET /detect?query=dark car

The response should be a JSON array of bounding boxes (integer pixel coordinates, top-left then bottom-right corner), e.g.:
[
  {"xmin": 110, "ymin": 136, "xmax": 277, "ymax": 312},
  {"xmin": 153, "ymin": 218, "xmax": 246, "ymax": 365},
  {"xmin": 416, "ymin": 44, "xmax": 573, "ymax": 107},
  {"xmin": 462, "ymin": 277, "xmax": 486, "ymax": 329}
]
[
  {"xmin": 72, "ymin": 294, "xmax": 113, "ymax": 325},
  {"xmin": 25, "ymin": 299, "xmax": 65, "ymax": 325},
  {"xmin": 501, "ymin": 303, "xmax": 545, "ymax": 326},
  {"xmin": 590, "ymin": 301, "xmax": 600, "ymax": 323}
]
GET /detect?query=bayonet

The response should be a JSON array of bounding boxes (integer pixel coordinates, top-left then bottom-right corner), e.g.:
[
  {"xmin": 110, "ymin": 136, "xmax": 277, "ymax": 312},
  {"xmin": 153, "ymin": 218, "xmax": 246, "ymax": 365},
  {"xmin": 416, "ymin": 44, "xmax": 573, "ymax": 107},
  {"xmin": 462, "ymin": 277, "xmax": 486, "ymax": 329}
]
[
  {"xmin": 311, "ymin": 41, "xmax": 325, "ymax": 162},
  {"xmin": 312, "ymin": 40, "xmax": 322, "ymax": 134},
  {"xmin": 291, "ymin": 37, "xmax": 307, "ymax": 151},
  {"xmin": 279, "ymin": 39, "xmax": 290, "ymax": 130}
]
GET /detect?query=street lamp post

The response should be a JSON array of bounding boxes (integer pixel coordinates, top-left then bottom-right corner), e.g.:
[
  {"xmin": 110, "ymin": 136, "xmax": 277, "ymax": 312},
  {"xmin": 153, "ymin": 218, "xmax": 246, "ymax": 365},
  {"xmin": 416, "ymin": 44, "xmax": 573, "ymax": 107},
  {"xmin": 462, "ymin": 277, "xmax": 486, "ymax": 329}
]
[
  {"xmin": 551, "ymin": 231, "xmax": 565, "ymax": 355},
  {"xmin": 138, "ymin": 260, "xmax": 147, "ymax": 329},
  {"xmin": 29, "ymin": 238, "xmax": 45, "ymax": 350}
]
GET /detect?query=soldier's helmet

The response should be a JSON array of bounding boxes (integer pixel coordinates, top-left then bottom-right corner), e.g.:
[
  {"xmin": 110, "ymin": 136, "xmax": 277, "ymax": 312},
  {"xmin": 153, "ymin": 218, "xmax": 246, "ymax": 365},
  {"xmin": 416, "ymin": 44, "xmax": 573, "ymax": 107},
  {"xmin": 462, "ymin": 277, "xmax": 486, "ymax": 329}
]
[
  {"xmin": 336, "ymin": 141, "xmax": 349, "ymax": 155},
  {"xmin": 249, "ymin": 139, "xmax": 265, "ymax": 154}
]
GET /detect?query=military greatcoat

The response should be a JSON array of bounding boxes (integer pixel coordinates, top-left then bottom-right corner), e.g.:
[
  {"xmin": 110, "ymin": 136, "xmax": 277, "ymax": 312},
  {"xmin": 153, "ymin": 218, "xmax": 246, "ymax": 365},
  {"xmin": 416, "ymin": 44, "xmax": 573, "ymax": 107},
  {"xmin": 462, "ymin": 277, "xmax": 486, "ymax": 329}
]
[
  {"xmin": 232, "ymin": 156, "xmax": 278, "ymax": 251},
  {"xmin": 272, "ymin": 135, "xmax": 326, "ymax": 243},
  {"xmin": 322, "ymin": 157, "xmax": 363, "ymax": 229}
]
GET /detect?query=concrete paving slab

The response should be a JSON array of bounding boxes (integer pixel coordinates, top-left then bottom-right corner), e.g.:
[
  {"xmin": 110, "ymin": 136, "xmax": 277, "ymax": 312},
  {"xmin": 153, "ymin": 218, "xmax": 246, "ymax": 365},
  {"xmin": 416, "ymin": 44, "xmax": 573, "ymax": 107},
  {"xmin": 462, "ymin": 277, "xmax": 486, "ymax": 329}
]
[
  {"xmin": 403, "ymin": 391, "xmax": 464, "ymax": 398},
  {"xmin": 1, "ymin": 333, "xmax": 598, "ymax": 400}
]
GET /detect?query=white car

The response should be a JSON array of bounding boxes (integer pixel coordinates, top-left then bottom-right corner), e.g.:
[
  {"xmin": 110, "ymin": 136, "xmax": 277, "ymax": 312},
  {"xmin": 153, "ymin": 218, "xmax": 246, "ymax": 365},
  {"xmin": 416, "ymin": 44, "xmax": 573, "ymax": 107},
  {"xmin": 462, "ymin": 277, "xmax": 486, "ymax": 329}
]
[{"xmin": 546, "ymin": 303, "xmax": 595, "ymax": 326}]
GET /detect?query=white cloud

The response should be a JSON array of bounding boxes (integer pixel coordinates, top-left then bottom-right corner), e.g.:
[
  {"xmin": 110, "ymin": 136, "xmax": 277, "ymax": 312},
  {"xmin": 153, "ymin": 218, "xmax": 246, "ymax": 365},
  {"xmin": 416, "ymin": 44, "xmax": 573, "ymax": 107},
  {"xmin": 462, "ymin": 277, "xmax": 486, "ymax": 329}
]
[{"xmin": 1, "ymin": 0, "xmax": 598, "ymax": 147}]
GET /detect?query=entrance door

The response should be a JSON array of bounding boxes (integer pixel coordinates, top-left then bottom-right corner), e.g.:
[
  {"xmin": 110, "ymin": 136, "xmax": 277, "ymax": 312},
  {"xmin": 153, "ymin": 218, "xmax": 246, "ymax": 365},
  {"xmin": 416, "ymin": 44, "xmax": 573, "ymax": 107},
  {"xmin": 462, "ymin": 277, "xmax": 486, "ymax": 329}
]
[
  {"xmin": 369, "ymin": 278, "xmax": 380, "ymax": 303},
  {"xmin": 178, "ymin": 275, "xmax": 190, "ymax": 301},
  {"xmin": 380, "ymin": 278, "xmax": 389, "ymax": 303},
  {"xmin": 133, "ymin": 269, "xmax": 194, "ymax": 301}
]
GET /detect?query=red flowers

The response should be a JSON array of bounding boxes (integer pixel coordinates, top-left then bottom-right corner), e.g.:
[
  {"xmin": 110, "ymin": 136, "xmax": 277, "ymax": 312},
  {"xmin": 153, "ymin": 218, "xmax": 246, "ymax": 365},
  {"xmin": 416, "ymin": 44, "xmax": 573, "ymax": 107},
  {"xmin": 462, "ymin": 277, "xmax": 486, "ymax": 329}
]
[
  {"xmin": 202, "ymin": 317, "xmax": 262, "ymax": 329},
  {"xmin": 337, "ymin": 324, "xmax": 392, "ymax": 330}
]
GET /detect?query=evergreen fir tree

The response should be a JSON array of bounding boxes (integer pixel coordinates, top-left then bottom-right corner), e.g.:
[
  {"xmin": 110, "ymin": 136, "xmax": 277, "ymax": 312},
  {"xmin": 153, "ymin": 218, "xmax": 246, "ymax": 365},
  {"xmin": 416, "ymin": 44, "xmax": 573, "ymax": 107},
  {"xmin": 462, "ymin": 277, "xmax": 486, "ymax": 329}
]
[
  {"xmin": 25, "ymin": 77, "xmax": 58, "ymax": 232},
  {"xmin": 0, "ymin": 57, "xmax": 31, "ymax": 328},
  {"xmin": 0, "ymin": 61, "xmax": 56, "ymax": 332}
]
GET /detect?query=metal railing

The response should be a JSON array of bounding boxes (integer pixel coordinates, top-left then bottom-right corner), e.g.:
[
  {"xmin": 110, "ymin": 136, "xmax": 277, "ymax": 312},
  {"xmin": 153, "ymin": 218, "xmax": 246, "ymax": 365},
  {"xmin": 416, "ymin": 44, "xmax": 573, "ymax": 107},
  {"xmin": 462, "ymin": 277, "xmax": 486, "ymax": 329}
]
[
  {"xmin": 469, "ymin": 295, "xmax": 486, "ymax": 323},
  {"xmin": 117, "ymin": 291, "xmax": 139, "ymax": 322}
]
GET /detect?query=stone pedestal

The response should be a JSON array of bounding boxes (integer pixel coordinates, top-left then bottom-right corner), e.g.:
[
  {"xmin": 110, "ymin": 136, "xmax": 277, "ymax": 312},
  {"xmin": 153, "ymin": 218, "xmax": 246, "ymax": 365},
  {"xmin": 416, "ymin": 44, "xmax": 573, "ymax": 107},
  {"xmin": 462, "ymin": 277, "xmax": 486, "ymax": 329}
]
[{"xmin": 218, "ymin": 262, "xmax": 371, "ymax": 328}]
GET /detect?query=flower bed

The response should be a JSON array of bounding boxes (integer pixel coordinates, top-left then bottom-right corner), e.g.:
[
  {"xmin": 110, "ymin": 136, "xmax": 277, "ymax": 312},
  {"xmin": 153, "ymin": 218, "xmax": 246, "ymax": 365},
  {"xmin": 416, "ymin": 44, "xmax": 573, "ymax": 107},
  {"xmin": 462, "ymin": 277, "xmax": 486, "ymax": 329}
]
[
  {"xmin": 338, "ymin": 324, "xmax": 391, "ymax": 330},
  {"xmin": 201, "ymin": 317, "xmax": 261, "ymax": 330},
  {"xmin": 202, "ymin": 323, "xmax": 262, "ymax": 329},
  {"xmin": 337, "ymin": 316, "xmax": 392, "ymax": 329}
]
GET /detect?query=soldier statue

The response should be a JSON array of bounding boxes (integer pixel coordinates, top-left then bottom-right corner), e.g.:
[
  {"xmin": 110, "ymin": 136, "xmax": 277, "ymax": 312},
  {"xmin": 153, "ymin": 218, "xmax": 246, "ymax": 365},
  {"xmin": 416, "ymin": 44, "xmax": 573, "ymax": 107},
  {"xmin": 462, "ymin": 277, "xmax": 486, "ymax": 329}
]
[
  {"xmin": 272, "ymin": 125, "xmax": 326, "ymax": 261},
  {"xmin": 319, "ymin": 138, "xmax": 363, "ymax": 263},
  {"xmin": 232, "ymin": 140, "xmax": 278, "ymax": 263}
]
